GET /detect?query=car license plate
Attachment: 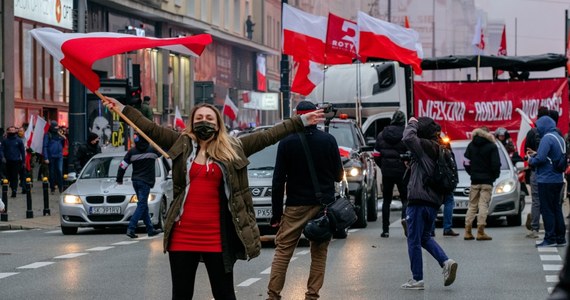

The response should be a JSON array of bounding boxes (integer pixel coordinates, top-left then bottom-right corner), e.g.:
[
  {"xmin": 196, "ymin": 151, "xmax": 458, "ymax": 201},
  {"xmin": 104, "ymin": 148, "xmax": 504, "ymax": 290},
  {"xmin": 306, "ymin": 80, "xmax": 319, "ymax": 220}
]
[
  {"xmin": 455, "ymin": 200, "xmax": 469, "ymax": 209},
  {"xmin": 89, "ymin": 206, "xmax": 121, "ymax": 215},
  {"xmin": 255, "ymin": 207, "xmax": 272, "ymax": 218}
]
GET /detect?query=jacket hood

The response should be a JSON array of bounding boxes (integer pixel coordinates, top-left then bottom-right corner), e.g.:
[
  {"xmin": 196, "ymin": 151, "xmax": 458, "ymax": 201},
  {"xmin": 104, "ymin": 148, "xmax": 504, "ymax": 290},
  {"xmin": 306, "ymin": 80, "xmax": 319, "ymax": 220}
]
[
  {"xmin": 381, "ymin": 125, "xmax": 404, "ymax": 144},
  {"xmin": 471, "ymin": 128, "xmax": 495, "ymax": 145},
  {"xmin": 536, "ymin": 116, "xmax": 556, "ymax": 136}
]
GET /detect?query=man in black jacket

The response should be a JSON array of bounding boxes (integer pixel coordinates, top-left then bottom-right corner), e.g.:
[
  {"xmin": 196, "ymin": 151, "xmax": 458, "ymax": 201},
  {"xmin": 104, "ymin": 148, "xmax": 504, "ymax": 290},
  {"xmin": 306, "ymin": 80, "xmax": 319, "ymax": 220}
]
[
  {"xmin": 73, "ymin": 132, "xmax": 101, "ymax": 173},
  {"xmin": 463, "ymin": 127, "xmax": 501, "ymax": 241},
  {"xmin": 374, "ymin": 110, "xmax": 408, "ymax": 238},
  {"xmin": 117, "ymin": 134, "xmax": 162, "ymax": 238},
  {"xmin": 267, "ymin": 101, "xmax": 343, "ymax": 300}
]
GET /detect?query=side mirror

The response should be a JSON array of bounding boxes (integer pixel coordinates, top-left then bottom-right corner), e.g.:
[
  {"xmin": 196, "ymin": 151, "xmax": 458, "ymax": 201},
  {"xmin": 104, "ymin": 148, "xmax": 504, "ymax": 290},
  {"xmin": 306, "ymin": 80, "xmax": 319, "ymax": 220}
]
[
  {"xmin": 515, "ymin": 161, "xmax": 525, "ymax": 171},
  {"xmin": 67, "ymin": 172, "xmax": 77, "ymax": 181}
]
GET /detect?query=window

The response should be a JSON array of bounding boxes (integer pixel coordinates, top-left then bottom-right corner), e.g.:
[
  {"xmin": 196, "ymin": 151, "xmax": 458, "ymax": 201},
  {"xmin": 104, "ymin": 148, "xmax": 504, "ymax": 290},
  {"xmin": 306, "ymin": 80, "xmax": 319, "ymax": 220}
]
[
  {"xmin": 212, "ymin": 0, "xmax": 220, "ymax": 25},
  {"xmin": 53, "ymin": 61, "xmax": 65, "ymax": 102},
  {"xmin": 22, "ymin": 23, "xmax": 33, "ymax": 100},
  {"xmin": 224, "ymin": 0, "xmax": 230, "ymax": 29},
  {"xmin": 180, "ymin": 56, "xmax": 191, "ymax": 110},
  {"xmin": 233, "ymin": 0, "xmax": 240, "ymax": 33},
  {"xmin": 201, "ymin": 0, "xmax": 208, "ymax": 22},
  {"xmin": 187, "ymin": 0, "xmax": 195, "ymax": 17},
  {"xmin": 35, "ymin": 38, "xmax": 44, "ymax": 99},
  {"xmin": 14, "ymin": 21, "xmax": 21, "ymax": 99}
]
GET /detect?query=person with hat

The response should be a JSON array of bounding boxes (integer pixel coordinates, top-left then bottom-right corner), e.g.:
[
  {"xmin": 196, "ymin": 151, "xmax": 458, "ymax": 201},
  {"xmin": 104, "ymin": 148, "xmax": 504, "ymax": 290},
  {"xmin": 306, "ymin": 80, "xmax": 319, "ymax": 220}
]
[
  {"xmin": 266, "ymin": 101, "xmax": 343, "ymax": 300},
  {"xmin": 0, "ymin": 126, "xmax": 25, "ymax": 197},
  {"xmin": 43, "ymin": 121, "xmax": 66, "ymax": 194},
  {"xmin": 73, "ymin": 132, "xmax": 102, "ymax": 173},
  {"xmin": 400, "ymin": 116, "xmax": 458, "ymax": 290}
]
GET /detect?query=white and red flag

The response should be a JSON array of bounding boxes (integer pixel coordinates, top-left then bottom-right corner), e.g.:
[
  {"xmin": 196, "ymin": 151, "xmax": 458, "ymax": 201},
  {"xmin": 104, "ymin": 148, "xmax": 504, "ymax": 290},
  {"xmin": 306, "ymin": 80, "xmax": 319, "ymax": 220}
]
[
  {"xmin": 174, "ymin": 106, "xmax": 186, "ymax": 130},
  {"xmin": 30, "ymin": 28, "xmax": 212, "ymax": 92},
  {"xmin": 291, "ymin": 59, "xmax": 325, "ymax": 96},
  {"xmin": 472, "ymin": 16, "xmax": 486, "ymax": 54},
  {"xmin": 29, "ymin": 116, "xmax": 48, "ymax": 154},
  {"xmin": 223, "ymin": 94, "xmax": 239, "ymax": 121},
  {"xmin": 357, "ymin": 11, "xmax": 423, "ymax": 75},
  {"xmin": 515, "ymin": 108, "xmax": 534, "ymax": 162},
  {"xmin": 496, "ymin": 25, "xmax": 507, "ymax": 76},
  {"xmin": 282, "ymin": 3, "xmax": 327, "ymax": 64},
  {"xmin": 325, "ymin": 13, "xmax": 358, "ymax": 64},
  {"xmin": 256, "ymin": 54, "xmax": 267, "ymax": 91}
]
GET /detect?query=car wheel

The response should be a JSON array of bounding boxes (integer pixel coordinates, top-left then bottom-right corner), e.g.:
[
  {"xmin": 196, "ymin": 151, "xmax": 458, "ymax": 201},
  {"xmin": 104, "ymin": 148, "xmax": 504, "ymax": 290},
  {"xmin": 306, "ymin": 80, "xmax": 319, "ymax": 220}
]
[
  {"xmin": 507, "ymin": 198, "xmax": 524, "ymax": 227},
  {"xmin": 352, "ymin": 187, "xmax": 368, "ymax": 228},
  {"xmin": 61, "ymin": 226, "xmax": 78, "ymax": 235},
  {"xmin": 157, "ymin": 197, "xmax": 168, "ymax": 230},
  {"xmin": 367, "ymin": 180, "xmax": 378, "ymax": 222}
]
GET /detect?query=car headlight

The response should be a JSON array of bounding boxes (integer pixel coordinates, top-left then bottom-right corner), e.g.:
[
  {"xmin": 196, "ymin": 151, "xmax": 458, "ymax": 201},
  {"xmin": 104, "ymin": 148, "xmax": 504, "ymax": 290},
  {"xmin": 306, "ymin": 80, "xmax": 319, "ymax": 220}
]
[
  {"xmin": 130, "ymin": 193, "xmax": 157, "ymax": 203},
  {"xmin": 63, "ymin": 195, "xmax": 82, "ymax": 204},
  {"xmin": 495, "ymin": 179, "xmax": 516, "ymax": 194},
  {"xmin": 347, "ymin": 167, "xmax": 361, "ymax": 177}
]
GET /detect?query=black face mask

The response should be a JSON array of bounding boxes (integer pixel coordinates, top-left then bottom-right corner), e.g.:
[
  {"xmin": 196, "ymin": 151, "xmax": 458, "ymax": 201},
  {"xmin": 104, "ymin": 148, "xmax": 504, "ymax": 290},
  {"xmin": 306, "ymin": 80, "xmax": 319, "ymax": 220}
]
[
  {"xmin": 193, "ymin": 121, "xmax": 217, "ymax": 141},
  {"xmin": 7, "ymin": 132, "xmax": 16, "ymax": 137}
]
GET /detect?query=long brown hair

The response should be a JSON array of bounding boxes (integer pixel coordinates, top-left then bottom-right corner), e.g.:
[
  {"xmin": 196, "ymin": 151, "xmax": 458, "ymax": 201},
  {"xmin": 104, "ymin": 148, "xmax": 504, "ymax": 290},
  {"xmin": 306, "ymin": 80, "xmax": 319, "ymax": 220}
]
[{"xmin": 182, "ymin": 103, "xmax": 240, "ymax": 162}]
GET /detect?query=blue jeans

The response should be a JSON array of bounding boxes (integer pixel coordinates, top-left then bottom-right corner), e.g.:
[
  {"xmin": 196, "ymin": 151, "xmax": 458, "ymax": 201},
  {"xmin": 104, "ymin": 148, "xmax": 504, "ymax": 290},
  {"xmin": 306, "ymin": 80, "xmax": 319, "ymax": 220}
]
[
  {"xmin": 538, "ymin": 182, "xmax": 566, "ymax": 244},
  {"xmin": 48, "ymin": 157, "xmax": 63, "ymax": 192},
  {"xmin": 431, "ymin": 194, "xmax": 454, "ymax": 233},
  {"xmin": 128, "ymin": 180, "xmax": 154, "ymax": 234},
  {"xmin": 406, "ymin": 205, "xmax": 449, "ymax": 281}
]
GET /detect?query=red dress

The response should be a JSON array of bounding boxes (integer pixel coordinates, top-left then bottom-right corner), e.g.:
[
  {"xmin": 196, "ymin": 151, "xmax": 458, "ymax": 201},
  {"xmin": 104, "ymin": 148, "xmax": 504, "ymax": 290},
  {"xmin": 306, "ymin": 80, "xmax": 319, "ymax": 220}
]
[{"xmin": 169, "ymin": 162, "xmax": 223, "ymax": 252}]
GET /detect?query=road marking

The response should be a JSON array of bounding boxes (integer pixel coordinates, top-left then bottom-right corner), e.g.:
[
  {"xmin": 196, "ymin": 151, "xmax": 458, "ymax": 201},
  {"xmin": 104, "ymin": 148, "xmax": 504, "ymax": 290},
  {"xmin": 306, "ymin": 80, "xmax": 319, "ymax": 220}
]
[
  {"xmin": 546, "ymin": 275, "xmax": 559, "ymax": 282},
  {"xmin": 296, "ymin": 250, "xmax": 309, "ymax": 256},
  {"xmin": 237, "ymin": 278, "xmax": 261, "ymax": 287},
  {"xmin": 17, "ymin": 262, "xmax": 55, "ymax": 269},
  {"xmin": 54, "ymin": 253, "xmax": 88, "ymax": 259},
  {"xmin": 540, "ymin": 255, "xmax": 562, "ymax": 261},
  {"xmin": 348, "ymin": 229, "xmax": 359, "ymax": 233},
  {"xmin": 543, "ymin": 264, "xmax": 563, "ymax": 271},
  {"xmin": 87, "ymin": 246, "xmax": 114, "ymax": 251},
  {"xmin": 261, "ymin": 267, "xmax": 271, "ymax": 274},
  {"xmin": 46, "ymin": 230, "xmax": 61, "ymax": 234},
  {"xmin": 537, "ymin": 247, "xmax": 558, "ymax": 253},
  {"xmin": 112, "ymin": 241, "xmax": 139, "ymax": 245},
  {"xmin": 0, "ymin": 272, "xmax": 19, "ymax": 279},
  {"xmin": 2, "ymin": 230, "xmax": 25, "ymax": 234}
]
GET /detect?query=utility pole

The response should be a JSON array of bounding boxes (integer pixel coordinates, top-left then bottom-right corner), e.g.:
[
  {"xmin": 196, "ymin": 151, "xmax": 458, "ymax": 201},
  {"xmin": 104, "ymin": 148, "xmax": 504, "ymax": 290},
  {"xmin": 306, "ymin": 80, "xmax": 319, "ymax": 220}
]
[{"xmin": 280, "ymin": 0, "xmax": 290, "ymax": 119}]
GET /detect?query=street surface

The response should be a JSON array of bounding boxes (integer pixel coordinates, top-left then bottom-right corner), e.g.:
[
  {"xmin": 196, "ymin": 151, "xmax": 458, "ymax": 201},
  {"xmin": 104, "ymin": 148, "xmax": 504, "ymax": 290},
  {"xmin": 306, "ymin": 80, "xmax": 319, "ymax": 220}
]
[{"xmin": 0, "ymin": 198, "xmax": 562, "ymax": 300}]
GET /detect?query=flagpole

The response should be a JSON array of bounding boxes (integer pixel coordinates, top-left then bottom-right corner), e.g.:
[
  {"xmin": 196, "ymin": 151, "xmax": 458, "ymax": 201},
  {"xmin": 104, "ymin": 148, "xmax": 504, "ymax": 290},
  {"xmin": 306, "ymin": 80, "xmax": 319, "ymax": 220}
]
[{"xmin": 95, "ymin": 91, "xmax": 170, "ymax": 159}]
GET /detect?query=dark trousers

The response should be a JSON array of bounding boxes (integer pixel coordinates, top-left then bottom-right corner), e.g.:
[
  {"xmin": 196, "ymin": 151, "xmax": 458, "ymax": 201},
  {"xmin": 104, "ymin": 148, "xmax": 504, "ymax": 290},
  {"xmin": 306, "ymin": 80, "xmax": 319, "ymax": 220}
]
[
  {"xmin": 538, "ymin": 182, "xmax": 566, "ymax": 244},
  {"xmin": 381, "ymin": 175, "xmax": 408, "ymax": 232},
  {"xmin": 168, "ymin": 251, "xmax": 236, "ymax": 300},
  {"xmin": 6, "ymin": 160, "xmax": 22, "ymax": 193}
]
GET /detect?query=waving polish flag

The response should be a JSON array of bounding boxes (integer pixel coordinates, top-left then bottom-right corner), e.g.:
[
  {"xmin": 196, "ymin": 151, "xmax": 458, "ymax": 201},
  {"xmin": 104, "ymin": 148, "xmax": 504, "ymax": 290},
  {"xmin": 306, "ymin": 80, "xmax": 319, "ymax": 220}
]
[
  {"xmin": 30, "ymin": 28, "xmax": 212, "ymax": 92},
  {"xmin": 357, "ymin": 11, "xmax": 423, "ymax": 75},
  {"xmin": 223, "ymin": 94, "xmax": 239, "ymax": 121},
  {"xmin": 515, "ymin": 108, "xmax": 534, "ymax": 159},
  {"xmin": 256, "ymin": 54, "xmax": 267, "ymax": 91},
  {"xmin": 325, "ymin": 13, "xmax": 358, "ymax": 63},
  {"xmin": 291, "ymin": 59, "xmax": 324, "ymax": 96},
  {"xmin": 174, "ymin": 106, "xmax": 186, "ymax": 130},
  {"xmin": 282, "ymin": 4, "xmax": 327, "ymax": 64}
]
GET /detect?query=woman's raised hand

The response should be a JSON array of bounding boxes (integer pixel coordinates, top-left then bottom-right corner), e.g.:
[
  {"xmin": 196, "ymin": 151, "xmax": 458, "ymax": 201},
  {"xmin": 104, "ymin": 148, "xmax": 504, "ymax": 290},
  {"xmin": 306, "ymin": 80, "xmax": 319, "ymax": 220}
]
[{"xmin": 101, "ymin": 96, "xmax": 125, "ymax": 112}]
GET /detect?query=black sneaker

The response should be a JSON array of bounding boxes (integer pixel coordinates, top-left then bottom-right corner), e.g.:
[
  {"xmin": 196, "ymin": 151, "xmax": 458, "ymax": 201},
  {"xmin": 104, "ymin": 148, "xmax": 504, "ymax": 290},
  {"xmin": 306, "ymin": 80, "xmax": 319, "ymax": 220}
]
[
  {"xmin": 148, "ymin": 229, "xmax": 163, "ymax": 237},
  {"xmin": 380, "ymin": 232, "xmax": 389, "ymax": 238},
  {"xmin": 11, "ymin": 191, "xmax": 16, "ymax": 198},
  {"xmin": 126, "ymin": 231, "xmax": 138, "ymax": 239}
]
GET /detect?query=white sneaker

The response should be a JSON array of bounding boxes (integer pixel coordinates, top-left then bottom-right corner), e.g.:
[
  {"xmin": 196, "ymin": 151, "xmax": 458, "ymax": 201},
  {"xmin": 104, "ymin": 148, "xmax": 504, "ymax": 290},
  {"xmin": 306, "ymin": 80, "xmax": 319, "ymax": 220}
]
[
  {"xmin": 526, "ymin": 230, "xmax": 539, "ymax": 239},
  {"xmin": 443, "ymin": 259, "xmax": 458, "ymax": 286},
  {"xmin": 401, "ymin": 279, "xmax": 424, "ymax": 290}
]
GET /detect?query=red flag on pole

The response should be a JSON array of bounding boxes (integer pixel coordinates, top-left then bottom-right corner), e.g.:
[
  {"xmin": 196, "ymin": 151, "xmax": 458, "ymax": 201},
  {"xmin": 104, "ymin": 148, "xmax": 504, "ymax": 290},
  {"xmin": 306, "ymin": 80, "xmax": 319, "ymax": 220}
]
[
  {"xmin": 174, "ymin": 106, "xmax": 186, "ymax": 130},
  {"xmin": 325, "ymin": 13, "xmax": 357, "ymax": 63},
  {"xmin": 497, "ymin": 25, "xmax": 507, "ymax": 75},
  {"xmin": 30, "ymin": 28, "xmax": 212, "ymax": 92},
  {"xmin": 282, "ymin": 4, "xmax": 327, "ymax": 64},
  {"xmin": 404, "ymin": 16, "xmax": 410, "ymax": 29},
  {"xmin": 223, "ymin": 94, "xmax": 238, "ymax": 121},
  {"xmin": 256, "ymin": 54, "xmax": 267, "ymax": 91},
  {"xmin": 291, "ymin": 59, "xmax": 325, "ymax": 96}
]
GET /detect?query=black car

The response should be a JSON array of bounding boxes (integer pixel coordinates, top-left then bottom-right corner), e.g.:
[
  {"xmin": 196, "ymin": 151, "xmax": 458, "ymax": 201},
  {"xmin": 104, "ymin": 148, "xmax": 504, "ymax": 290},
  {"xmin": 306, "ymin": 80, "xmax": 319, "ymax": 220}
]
[{"xmin": 327, "ymin": 117, "xmax": 378, "ymax": 228}]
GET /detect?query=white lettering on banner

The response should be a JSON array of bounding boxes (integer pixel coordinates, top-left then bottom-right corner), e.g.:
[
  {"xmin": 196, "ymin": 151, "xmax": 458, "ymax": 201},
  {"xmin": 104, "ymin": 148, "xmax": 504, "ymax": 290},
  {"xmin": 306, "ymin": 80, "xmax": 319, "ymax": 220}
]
[
  {"xmin": 521, "ymin": 93, "xmax": 564, "ymax": 119},
  {"xmin": 14, "ymin": 0, "xmax": 73, "ymax": 30},
  {"xmin": 331, "ymin": 40, "xmax": 356, "ymax": 51},
  {"xmin": 417, "ymin": 100, "xmax": 466, "ymax": 121},
  {"xmin": 474, "ymin": 101, "xmax": 513, "ymax": 121}
]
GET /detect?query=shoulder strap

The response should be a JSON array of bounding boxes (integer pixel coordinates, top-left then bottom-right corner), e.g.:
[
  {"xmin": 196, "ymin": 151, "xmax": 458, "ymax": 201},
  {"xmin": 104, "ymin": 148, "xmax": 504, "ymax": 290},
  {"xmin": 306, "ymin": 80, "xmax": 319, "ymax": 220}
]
[
  {"xmin": 545, "ymin": 133, "xmax": 565, "ymax": 153},
  {"xmin": 297, "ymin": 132, "xmax": 323, "ymax": 202}
]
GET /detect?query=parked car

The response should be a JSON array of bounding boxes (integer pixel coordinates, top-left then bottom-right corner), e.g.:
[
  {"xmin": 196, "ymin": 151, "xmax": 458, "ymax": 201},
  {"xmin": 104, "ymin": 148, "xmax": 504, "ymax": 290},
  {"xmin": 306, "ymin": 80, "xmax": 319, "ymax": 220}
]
[
  {"xmin": 59, "ymin": 151, "xmax": 173, "ymax": 235},
  {"xmin": 327, "ymin": 117, "xmax": 378, "ymax": 228},
  {"xmin": 442, "ymin": 140, "xmax": 526, "ymax": 226}
]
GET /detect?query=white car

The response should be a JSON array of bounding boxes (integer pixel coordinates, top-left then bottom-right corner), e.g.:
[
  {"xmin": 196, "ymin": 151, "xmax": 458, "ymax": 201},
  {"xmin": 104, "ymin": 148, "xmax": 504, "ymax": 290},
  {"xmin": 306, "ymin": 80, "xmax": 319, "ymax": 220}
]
[{"xmin": 59, "ymin": 151, "xmax": 173, "ymax": 235}]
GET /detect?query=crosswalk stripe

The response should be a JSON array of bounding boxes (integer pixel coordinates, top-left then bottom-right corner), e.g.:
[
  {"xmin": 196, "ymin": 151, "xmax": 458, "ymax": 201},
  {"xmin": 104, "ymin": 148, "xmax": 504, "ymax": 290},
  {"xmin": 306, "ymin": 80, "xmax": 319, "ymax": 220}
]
[
  {"xmin": 0, "ymin": 272, "xmax": 19, "ymax": 279},
  {"xmin": 540, "ymin": 255, "xmax": 562, "ymax": 261},
  {"xmin": 543, "ymin": 264, "xmax": 563, "ymax": 271},
  {"xmin": 546, "ymin": 275, "xmax": 559, "ymax": 282},
  {"xmin": 54, "ymin": 253, "xmax": 88, "ymax": 259},
  {"xmin": 87, "ymin": 246, "xmax": 114, "ymax": 251},
  {"xmin": 237, "ymin": 278, "xmax": 261, "ymax": 287},
  {"xmin": 18, "ymin": 262, "xmax": 54, "ymax": 269}
]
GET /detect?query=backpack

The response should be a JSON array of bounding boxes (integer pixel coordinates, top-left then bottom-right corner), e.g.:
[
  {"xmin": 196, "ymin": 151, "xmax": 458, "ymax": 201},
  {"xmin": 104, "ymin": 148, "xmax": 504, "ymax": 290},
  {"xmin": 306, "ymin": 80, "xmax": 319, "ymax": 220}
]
[
  {"xmin": 426, "ymin": 145, "xmax": 459, "ymax": 195},
  {"xmin": 545, "ymin": 133, "xmax": 568, "ymax": 173}
]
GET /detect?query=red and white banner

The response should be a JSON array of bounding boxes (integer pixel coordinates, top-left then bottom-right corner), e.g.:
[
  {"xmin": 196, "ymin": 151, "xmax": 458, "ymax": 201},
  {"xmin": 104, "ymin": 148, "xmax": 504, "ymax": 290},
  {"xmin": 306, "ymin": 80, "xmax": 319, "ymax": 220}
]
[
  {"xmin": 174, "ymin": 106, "xmax": 186, "ymax": 130},
  {"xmin": 325, "ymin": 13, "xmax": 357, "ymax": 64},
  {"xmin": 30, "ymin": 116, "xmax": 48, "ymax": 154},
  {"xmin": 256, "ymin": 54, "xmax": 267, "ymax": 91},
  {"xmin": 30, "ymin": 28, "xmax": 212, "ymax": 92},
  {"xmin": 414, "ymin": 79, "xmax": 569, "ymax": 147},
  {"xmin": 282, "ymin": 3, "xmax": 327, "ymax": 64},
  {"xmin": 223, "ymin": 94, "xmax": 238, "ymax": 121},
  {"xmin": 357, "ymin": 11, "xmax": 423, "ymax": 75},
  {"xmin": 291, "ymin": 59, "xmax": 324, "ymax": 96}
]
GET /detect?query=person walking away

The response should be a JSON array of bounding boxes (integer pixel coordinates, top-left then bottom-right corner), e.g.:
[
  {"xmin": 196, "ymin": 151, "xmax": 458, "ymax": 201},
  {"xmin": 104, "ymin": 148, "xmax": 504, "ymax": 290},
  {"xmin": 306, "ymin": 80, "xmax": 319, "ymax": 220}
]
[
  {"xmin": 463, "ymin": 127, "xmax": 500, "ymax": 241},
  {"xmin": 525, "ymin": 106, "xmax": 550, "ymax": 238},
  {"xmin": 43, "ymin": 121, "xmax": 66, "ymax": 194},
  {"xmin": 373, "ymin": 110, "xmax": 408, "ymax": 238},
  {"xmin": 267, "ymin": 101, "xmax": 343, "ymax": 300},
  {"xmin": 101, "ymin": 96, "xmax": 324, "ymax": 300},
  {"xmin": 117, "ymin": 134, "xmax": 162, "ymax": 238},
  {"xmin": 141, "ymin": 96, "xmax": 154, "ymax": 120},
  {"xmin": 528, "ymin": 116, "xmax": 567, "ymax": 247},
  {"xmin": 74, "ymin": 133, "xmax": 101, "ymax": 173},
  {"xmin": 0, "ymin": 126, "xmax": 25, "ymax": 197},
  {"xmin": 400, "ymin": 116, "xmax": 458, "ymax": 290}
]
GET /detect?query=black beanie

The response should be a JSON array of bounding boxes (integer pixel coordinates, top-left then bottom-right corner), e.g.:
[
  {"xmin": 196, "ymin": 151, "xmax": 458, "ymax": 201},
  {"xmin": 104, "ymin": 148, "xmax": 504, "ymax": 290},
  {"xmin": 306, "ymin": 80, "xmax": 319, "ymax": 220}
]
[
  {"xmin": 296, "ymin": 101, "xmax": 317, "ymax": 115},
  {"xmin": 88, "ymin": 132, "xmax": 99, "ymax": 143},
  {"xmin": 390, "ymin": 110, "xmax": 406, "ymax": 126},
  {"xmin": 417, "ymin": 117, "xmax": 439, "ymax": 139},
  {"xmin": 549, "ymin": 110, "xmax": 559, "ymax": 125}
]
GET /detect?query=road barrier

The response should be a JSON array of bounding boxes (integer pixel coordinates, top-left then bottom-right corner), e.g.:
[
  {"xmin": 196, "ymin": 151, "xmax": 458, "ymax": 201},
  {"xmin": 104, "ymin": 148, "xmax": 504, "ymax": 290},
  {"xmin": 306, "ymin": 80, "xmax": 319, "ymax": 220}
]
[
  {"xmin": 43, "ymin": 177, "xmax": 51, "ymax": 216},
  {"xmin": 26, "ymin": 178, "xmax": 33, "ymax": 219},
  {"xmin": 1, "ymin": 179, "xmax": 8, "ymax": 221}
]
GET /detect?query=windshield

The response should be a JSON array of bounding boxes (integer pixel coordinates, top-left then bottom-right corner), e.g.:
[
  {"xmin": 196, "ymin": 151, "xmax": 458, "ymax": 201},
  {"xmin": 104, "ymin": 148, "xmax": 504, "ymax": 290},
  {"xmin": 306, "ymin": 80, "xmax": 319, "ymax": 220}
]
[
  {"xmin": 328, "ymin": 123, "xmax": 355, "ymax": 148},
  {"xmin": 80, "ymin": 156, "xmax": 161, "ymax": 179},
  {"xmin": 248, "ymin": 143, "xmax": 279, "ymax": 170},
  {"xmin": 451, "ymin": 145, "xmax": 510, "ymax": 171}
]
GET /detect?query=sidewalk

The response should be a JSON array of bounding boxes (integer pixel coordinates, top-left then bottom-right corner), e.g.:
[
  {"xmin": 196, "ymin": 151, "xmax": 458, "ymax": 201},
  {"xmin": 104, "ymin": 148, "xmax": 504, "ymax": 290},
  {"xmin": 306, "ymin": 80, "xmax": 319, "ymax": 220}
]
[{"xmin": 0, "ymin": 179, "xmax": 62, "ymax": 231}]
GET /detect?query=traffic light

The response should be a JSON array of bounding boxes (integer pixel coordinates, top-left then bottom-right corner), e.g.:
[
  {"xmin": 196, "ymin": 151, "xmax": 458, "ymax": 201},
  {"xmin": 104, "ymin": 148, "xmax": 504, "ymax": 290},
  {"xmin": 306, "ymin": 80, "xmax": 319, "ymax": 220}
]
[{"xmin": 126, "ymin": 85, "xmax": 142, "ymax": 105}]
